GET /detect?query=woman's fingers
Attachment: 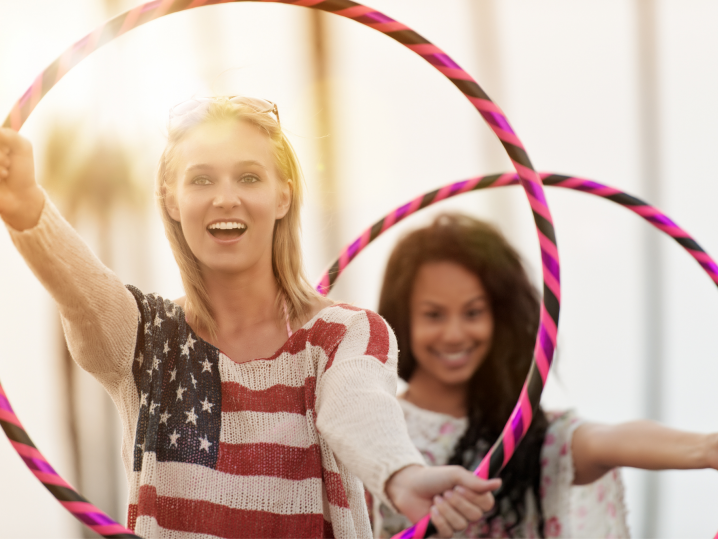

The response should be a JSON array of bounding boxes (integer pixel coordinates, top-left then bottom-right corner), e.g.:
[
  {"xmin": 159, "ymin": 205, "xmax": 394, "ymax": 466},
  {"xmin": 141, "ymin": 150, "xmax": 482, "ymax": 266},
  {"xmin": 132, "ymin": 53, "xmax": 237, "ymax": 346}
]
[
  {"xmin": 431, "ymin": 494, "xmax": 469, "ymax": 537},
  {"xmin": 429, "ymin": 504, "xmax": 454, "ymax": 538},
  {"xmin": 441, "ymin": 487, "xmax": 486, "ymax": 521},
  {"xmin": 448, "ymin": 484, "xmax": 495, "ymax": 513}
]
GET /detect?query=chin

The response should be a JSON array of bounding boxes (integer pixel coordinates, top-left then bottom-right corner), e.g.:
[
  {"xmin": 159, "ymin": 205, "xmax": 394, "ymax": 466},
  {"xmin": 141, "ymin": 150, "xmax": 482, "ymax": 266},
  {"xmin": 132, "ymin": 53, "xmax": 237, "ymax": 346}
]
[{"xmin": 435, "ymin": 369, "xmax": 476, "ymax": 387}]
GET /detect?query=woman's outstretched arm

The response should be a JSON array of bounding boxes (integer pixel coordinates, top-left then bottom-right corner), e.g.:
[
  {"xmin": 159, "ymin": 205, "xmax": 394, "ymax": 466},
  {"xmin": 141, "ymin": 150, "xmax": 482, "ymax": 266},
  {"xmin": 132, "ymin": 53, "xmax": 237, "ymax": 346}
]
[
  {"xmin": 0, "ymin": 128, "xmax": 138, "ymax": 382},
  {"xmin": 572, "ymin": 419, "xmax": 718, "ymax": 485}
]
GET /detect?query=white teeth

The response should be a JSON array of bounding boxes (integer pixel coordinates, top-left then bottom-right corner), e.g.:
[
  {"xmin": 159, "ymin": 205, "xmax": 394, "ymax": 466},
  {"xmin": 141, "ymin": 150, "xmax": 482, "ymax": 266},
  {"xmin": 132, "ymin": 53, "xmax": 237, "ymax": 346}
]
[
  {"xmin": 442, "ymin": 351, "xmax": 468, "ymax": 361},
  {"xmin": 208, "ymin": 222, "xmax": 246, "ymax": 230}
]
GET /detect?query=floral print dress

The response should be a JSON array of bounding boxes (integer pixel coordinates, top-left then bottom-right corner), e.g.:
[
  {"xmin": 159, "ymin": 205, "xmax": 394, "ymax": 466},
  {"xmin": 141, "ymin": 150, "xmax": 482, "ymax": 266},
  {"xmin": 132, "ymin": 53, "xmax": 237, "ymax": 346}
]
[{"xmin": 374, "ymin": 400, "xmax": 630, "ymax": 538}]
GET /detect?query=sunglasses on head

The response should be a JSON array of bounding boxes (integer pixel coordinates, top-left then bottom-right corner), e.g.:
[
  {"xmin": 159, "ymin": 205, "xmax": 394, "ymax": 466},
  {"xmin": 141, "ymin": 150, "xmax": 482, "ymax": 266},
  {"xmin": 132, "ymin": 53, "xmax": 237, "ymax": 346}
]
[{"xmin": 168, "ymin": 96, "xmax": 280, "ymax": 128}]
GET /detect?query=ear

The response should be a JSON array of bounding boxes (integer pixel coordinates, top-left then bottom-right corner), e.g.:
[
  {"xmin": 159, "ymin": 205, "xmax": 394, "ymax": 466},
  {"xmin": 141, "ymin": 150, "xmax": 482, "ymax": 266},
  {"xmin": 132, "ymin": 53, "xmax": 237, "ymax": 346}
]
[
  {"xmin": 276, "ymin": 178, "xmax": 292, "ymax": 220},
  {"xmin": 163, "ymin": 183, "xmax": 181, "ymax": 222}
]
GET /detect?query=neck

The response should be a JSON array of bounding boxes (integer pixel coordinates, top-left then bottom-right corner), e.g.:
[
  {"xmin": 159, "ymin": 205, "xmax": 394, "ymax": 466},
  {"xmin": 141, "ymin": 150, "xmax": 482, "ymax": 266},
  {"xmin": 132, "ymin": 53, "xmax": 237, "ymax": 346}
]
[
  {"xmin": 201, "ymin": 256, "xmax": 283, "ymax": 338},
  {"xmin": 403, "ymin": 367, "xmax": 469, "ymax": 418}
]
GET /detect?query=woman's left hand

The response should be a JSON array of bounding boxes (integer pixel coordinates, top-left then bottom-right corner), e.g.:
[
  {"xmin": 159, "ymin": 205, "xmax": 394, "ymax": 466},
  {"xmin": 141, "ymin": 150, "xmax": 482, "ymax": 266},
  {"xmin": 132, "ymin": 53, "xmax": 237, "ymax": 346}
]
[{"xmin": 386, "ymin": 464, "xmax": 501, "ymax": 537}]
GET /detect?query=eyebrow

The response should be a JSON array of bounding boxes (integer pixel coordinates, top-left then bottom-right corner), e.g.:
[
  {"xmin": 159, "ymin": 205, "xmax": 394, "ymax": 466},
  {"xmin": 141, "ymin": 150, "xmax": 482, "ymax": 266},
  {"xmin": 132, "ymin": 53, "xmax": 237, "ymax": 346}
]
[
  {"xmin": 184, "ymin": 160, "xmax": 268, "ymax": 173},
  {"xmin": 419, "ymin": 294, "xmax": 488, "ymax": 308}
]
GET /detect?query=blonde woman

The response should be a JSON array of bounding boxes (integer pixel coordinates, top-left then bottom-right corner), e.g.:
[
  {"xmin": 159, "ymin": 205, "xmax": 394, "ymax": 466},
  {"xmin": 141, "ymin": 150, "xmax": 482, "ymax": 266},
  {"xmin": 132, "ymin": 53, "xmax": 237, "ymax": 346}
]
[{"xmin": 0, "ymin": 97, "xmax": 499, "ymax": 539}]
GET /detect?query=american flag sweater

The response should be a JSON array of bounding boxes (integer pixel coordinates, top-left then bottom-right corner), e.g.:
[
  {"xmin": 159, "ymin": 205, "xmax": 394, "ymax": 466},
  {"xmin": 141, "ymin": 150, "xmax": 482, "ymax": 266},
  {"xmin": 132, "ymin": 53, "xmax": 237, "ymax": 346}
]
[{"xmin": 8, "ymin": 194, "xmax": 425, "ymax": 539}]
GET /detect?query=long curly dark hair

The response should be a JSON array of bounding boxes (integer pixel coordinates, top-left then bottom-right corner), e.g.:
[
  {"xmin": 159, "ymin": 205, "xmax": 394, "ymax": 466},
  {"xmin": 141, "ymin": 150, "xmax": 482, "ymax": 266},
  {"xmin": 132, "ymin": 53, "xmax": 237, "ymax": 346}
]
[{"xmin": 378, "ymin": 213, "xmax": 548, "ymax": 536}]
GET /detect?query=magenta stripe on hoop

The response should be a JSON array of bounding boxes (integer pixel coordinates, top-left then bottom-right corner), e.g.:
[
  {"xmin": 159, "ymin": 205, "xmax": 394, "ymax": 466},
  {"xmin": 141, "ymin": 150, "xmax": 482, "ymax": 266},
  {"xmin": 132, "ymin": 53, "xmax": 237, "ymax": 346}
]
[
  {"xmin": 539, "ymin": 324, "xmax": 556, "ymax": 365},
  {"xmin": 75, "ymin": 510, "xmax": 117, "ymax": 527},
  {"xmin": 480, "ymin": 110, "xmax": 516, "ymax": 135},
  {"xmin": 534, "ymin": 342, "xmax": 551, "ymax": 384},
  {"xmin": 354, "ymin": 11, "xmax": 394, "ymax": 24},
  {"xmin": 501, "ymin": 421, "xmax": 516, "ymax": 467},
  {"xmin": 467, "ymin": 96, "xmax": 504, "ymax": 115},
  {"xmin": 541, "ymin": 248, "xmax": 561, "ymax": 284},
  {"xmin": 21, "ymin": 456, "xmax": 57, "ymax": 475},
  {"xmin": 0, "ymin": 394, "xmax": 13, "ymax": 412}
]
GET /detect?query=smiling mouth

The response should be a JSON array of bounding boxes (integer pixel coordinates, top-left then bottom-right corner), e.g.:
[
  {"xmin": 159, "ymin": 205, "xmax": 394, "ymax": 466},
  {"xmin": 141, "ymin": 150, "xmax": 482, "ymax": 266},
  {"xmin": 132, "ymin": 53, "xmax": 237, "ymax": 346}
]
[
  {"xmin": 207, "ymin": 221, "xmax": 247, "ymax": 240},
  {"xmin": 433, "ymin": 347, "xmax": 477, "ymax": 365}
]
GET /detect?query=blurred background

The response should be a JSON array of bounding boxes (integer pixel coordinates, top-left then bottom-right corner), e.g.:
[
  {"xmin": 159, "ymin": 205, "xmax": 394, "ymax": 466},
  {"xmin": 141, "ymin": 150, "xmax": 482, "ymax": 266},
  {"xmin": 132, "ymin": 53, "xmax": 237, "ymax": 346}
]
[{"xmin": 1, "ymin": 0, "xmax": 717, "ymax": 537}]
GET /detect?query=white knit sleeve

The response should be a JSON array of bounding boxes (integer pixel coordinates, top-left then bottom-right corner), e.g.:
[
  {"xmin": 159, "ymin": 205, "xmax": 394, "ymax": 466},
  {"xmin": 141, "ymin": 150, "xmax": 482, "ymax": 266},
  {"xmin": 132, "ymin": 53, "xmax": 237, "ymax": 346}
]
[
  {"xmin": 315, "ymin": 307, "xmax": 425, "ymax": 509},
  {"xmin": 6, "ymin": 192, "xmax": 138, "ymax": 386}
]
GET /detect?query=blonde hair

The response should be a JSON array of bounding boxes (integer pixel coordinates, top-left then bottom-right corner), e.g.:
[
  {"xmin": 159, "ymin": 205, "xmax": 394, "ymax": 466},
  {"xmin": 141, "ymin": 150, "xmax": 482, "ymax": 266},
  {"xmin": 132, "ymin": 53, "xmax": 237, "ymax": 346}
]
[{"xmin": 156, "ymin": 97, "xmax": 320, "ymax": 338}]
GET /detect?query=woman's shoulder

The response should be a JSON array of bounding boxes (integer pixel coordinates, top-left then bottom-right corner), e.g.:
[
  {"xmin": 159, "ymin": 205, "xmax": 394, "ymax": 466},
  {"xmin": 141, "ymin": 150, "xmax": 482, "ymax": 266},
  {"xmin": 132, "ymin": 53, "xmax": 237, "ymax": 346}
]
[
  {"xmin": 398, "ymin": 398, "xmax": 468, "ymax": 466},
  {"xmin": 126, "ymin": 285, "xmax": 184, "ymax": 327}
]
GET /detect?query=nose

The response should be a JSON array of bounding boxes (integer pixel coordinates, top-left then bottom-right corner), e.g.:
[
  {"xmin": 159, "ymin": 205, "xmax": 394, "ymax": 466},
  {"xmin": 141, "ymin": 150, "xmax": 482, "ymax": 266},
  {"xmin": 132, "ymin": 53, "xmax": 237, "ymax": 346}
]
[
  {"xmin": 212, "ymin": 179, "xmax": 241, "ymax": 209},
  {"xmin": 441, "ymin": 314, "xmax": 467, "ymax": 345}
]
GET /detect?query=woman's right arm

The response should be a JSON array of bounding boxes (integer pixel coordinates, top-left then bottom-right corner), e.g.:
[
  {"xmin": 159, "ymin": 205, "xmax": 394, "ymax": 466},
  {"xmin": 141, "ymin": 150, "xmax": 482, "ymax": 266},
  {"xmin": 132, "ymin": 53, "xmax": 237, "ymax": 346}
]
[{"xmin": 0, "ymin": 128, "xmax": 138, "ymax": 380}]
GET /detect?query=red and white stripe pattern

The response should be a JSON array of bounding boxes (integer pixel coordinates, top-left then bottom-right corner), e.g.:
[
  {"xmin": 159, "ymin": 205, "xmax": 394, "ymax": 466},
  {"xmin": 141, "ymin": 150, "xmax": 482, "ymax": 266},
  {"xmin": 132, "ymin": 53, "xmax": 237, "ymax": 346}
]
[{"xmin": 127, "ymin": 291, "xmax": 391, "ymax": 539}]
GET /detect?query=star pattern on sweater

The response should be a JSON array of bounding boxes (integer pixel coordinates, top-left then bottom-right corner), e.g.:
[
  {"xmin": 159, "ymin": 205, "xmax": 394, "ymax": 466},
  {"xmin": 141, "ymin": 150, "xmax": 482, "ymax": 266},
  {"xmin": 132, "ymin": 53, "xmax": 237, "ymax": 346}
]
[
  {"xmin": 129, "ymin": 287, "xmax": 221, "ymax": 470},
  {"xmin": 199, "ymin": 435, "xmax": 212, "ymax": 453},
  {"xmin": 185, "ymin": 407, "xmax": 198, "ymax": 426},
  {"xmin": 201, "ymin": 397, "xmax": 214, "ymax": 413},
  {"xmin": 169, "ymin": 430, "xmax": 180, "ymax": 448}
]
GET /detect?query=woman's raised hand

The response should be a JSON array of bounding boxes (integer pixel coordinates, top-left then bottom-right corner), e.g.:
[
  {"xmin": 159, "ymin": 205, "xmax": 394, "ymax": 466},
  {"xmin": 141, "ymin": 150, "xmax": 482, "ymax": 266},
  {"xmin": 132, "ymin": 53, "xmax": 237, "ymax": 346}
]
[
  {"xmin": 386, "ymin": 464, "xmax": 501, "ymax": 537},
  {"xmin": 0, "ymin": 128, "xmax": 44, "ymax": 231}
]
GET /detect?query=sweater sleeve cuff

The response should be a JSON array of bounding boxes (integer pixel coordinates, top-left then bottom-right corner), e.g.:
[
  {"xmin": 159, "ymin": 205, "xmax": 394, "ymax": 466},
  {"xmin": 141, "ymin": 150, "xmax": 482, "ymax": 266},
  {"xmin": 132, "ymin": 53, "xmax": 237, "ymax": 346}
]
[{"xmin": 5, "ymin": 187, "xmax": 57, "ymax": 238}]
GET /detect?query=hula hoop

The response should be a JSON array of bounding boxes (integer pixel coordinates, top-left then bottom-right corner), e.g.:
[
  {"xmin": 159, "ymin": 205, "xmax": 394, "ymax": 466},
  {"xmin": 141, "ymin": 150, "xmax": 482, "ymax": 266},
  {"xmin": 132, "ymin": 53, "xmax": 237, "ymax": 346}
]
[
  {"xmin": 2, "ymin": 1, "xmax": 561, "ymax": 537},
  {"xmin": 317, "ymin": 172, "xmax": 718, "ymax": 293},
  {"xmin": 316, "ymin": 172, "xmax": 718, "ymax": 537}
]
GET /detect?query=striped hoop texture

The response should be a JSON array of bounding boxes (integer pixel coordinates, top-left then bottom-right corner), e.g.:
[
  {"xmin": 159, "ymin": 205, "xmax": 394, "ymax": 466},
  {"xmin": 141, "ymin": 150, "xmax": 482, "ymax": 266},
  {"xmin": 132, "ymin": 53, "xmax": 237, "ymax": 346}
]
[
  {"xmin": 2, "ymin": 1, "xmax": 560, "ymax": 537},
  {"xmin": 316, "ymin": 171, "xmax": 718, "ymax": 538},
  {"xmin": 0, "ymin": 385, "xmax": 139, "ymax": 538},
  {"xmin": 317, "ymin": 172, "xmax": 718, "ymax": 293}
]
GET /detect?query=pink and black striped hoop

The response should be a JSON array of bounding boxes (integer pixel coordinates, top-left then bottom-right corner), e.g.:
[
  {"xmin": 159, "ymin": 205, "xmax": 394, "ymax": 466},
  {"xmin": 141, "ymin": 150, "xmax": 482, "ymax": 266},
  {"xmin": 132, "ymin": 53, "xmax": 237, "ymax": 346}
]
[
  {"xmin": 316, "ymin": 172, "xmax": 718, "ymax": 537},
  {"xmin": 2, "ymin": 2, "xmax": 560, "ymax": 537}
]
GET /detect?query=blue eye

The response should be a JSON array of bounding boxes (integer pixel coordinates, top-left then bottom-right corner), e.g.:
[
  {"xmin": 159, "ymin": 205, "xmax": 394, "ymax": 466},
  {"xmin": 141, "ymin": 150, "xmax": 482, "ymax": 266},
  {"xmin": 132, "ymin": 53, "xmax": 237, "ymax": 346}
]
[
  {"xmin": 240, "ymin": 174, "xmax": 260, "ymax": 184},
  {"xmin": 192, "ymin": 176, "xmax": 211, "ymax": 185}
]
